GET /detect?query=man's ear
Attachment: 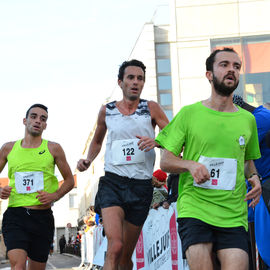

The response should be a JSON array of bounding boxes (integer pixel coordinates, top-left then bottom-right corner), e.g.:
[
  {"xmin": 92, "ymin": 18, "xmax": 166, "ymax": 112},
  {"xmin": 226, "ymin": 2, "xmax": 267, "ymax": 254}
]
[
  {"xmin": 23, "ymin": 118, "xmax": 27, "ymax": 126},
  {"xmin": 206, "ymin": 71, "xmax": 213, "ymax": 82},
  {"xmin": 118, "ymin": 79, "xmax": 122, "ymax": 88}
]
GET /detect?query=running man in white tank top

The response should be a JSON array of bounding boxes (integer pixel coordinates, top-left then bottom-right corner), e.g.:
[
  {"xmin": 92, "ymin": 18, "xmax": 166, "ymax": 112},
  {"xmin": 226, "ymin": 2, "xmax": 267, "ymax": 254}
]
[{"xmin": 77, "ymin": 59, "xmax": 169, "ymax": 270}]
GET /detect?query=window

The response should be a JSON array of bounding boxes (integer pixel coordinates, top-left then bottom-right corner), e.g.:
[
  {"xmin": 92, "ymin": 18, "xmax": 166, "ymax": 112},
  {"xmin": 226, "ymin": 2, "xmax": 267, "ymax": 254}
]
[
  {"xmin": 157, "ymin": 59, "xmax": 171, "ymax": 73},
  {"xmin": 211, "ymin": 35, "xmax": 270, "ymax": 106},
  {"xmin": 155, "ymin": 43, "xmax": 173, "ymax": 119},
  {"xmin": 160, "ymin": 93, "xmax": 172, "ymax": 106},
  {"xmin": 164, "ymin": 110, "xmax": 173, "ymax": 121},
  {"xmin": 156, "ymin": 43, "xmax": 170, "ymax": 57},
  {"xmin": 158, "ymin": 76, "xmax": 172, "ymax": 90},
  {"xmin": 69, "ymin": 194, "xmax": 77, "ymax": 208}
]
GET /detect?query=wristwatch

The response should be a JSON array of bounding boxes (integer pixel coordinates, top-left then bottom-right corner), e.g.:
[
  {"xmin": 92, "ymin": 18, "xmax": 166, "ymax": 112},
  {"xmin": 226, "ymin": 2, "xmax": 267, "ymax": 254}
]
[{"xmin": 248, "ymin": 172, "xmax": 262, "ymax": 181}]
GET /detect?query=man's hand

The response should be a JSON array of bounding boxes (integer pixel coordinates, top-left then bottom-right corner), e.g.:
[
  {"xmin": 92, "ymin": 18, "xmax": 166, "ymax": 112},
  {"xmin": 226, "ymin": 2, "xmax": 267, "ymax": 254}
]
[
  {"xmin": 152, "ymin": 202, "xmax": 160, "ymax": 210},
  {"xmin": 245, "ymin": 175, "xmax": 262, "ymax": 207},
  {"xmin": 162, "ymin": 201, "xmax": 170, "ymax": 209},
  {"xmin": 188, "ymin": 161, "xmax": 210, "ymax": 184},
  {"xmin": 77, "ymin": 159, "xmax": 91, "ymax": 172},
  {"xmin": 0, "ymin": 186, "xmax": 12, "ymax": 199},
  {"xmin": 36, "ymin": 191, "xmax": 58, "ymax": 205},
  {"xmin": 136, "ymin": 136, "xmax": 157, "ymax": 152}
]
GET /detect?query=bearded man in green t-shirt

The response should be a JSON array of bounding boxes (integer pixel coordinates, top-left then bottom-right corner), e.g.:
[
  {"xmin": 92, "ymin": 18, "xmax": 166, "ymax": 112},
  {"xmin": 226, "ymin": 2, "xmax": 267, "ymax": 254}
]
[{"xmin": 156, "ymin": 47, "xmax": 262, "ymax": 270}]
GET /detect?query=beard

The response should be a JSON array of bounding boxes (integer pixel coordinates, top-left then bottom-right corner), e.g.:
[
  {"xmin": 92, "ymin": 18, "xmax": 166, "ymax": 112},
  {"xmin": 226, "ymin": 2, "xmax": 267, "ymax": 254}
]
[{"xmin": 212, "ymin": 74, "xmax": 239, "ymax": 97}]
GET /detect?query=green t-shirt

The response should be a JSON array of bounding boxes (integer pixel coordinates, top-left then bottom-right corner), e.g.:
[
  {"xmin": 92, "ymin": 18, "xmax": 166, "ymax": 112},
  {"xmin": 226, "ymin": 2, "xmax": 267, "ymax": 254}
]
[{"xmin": 156, "ymin": 101, "xmax": 261, "ymax": 230}]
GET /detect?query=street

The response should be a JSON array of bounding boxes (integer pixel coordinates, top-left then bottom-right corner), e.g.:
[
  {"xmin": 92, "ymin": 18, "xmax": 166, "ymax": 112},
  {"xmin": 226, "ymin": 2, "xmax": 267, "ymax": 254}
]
[{"xmin": 0, "ymin": 252, "xmax": 81, "ymax": 270}]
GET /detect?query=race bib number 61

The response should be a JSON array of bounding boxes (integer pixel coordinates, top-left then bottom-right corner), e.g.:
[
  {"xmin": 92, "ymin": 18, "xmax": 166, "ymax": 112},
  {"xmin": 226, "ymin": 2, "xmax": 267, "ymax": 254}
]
[{"xmin": 193, "ymin": 155, "xmax": 237, "ymax": 190}]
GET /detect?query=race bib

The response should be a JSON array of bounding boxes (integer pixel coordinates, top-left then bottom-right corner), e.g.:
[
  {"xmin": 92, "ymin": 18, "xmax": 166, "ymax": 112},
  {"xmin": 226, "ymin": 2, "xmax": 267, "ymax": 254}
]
[
  {"xmin": 111, "ymin": 139, "xmax": 145, "ymax": 165},
  {"xmin": 15, "ymin": 171, "xmax": 44, "ymax": 194},
  {"xmin": 193, "ymin": 156, "xmax": 237, "ymax": 190}
]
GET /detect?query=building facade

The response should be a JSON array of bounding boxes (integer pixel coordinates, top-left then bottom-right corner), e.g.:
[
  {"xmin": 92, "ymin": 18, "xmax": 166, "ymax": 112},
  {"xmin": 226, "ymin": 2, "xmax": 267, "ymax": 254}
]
[{"xmin": 76, "ymin": 0, "xmax": 270, "ymax": 226}]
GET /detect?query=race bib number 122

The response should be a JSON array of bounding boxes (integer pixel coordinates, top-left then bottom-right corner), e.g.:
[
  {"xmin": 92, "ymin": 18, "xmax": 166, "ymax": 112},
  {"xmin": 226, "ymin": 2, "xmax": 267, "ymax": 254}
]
[{"xmin": 111, "ymin": 139, "xmax": 145, "ymax": 165}]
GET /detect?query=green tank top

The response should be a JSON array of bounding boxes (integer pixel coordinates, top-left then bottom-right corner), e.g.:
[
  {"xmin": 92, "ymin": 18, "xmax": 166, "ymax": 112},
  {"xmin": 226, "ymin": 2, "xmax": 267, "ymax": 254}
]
[{"xmin": 7, "ymin": 139, "xmax": 58, "ymax": 207}]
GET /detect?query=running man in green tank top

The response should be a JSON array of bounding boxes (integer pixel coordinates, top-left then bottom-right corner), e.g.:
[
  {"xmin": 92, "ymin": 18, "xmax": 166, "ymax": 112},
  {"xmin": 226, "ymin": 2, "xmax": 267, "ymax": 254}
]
[{"xmin": 0, "ymin": 104, "xmax": 74, "ymax": 270}]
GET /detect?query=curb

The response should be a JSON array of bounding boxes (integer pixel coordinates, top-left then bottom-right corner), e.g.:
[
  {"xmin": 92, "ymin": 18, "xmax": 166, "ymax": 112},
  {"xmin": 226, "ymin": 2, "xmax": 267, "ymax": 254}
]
[{"xmin": 61, "ymin": 253, "xmax": 81, "ymax": 259}]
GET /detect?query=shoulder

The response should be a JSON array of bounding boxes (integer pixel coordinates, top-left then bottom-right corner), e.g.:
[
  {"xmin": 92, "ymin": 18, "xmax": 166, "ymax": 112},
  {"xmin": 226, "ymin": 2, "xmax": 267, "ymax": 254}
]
[
  {"xmin": 47, "ymin": 141, "xmax": 63, "ymax": 156},
  {"xmin": 106, "ymin": 101, "xmax": 116, "ymax": 110},
  {"xmin": 173, "ymin": 102, "xmax": 199, "ymax": 120},
  {"xmin": 238, "ymin": 107, "xmax": 256, "ymax": 120},
  {"xmin": 1, "ymin": 141, "xmax": 16, "ymax": 154},
  {"xmin": 147, "ymin": 100, "xmax": 163, "ymax": 114},
  {"xmin": 147, "ymin": 100, "xmax": 159, "ymax": 108}
]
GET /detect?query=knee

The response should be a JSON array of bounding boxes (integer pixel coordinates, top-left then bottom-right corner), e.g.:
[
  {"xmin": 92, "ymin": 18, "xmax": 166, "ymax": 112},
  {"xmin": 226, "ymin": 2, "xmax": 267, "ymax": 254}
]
[
  {"xmin": 13, "ymin": 264, "xmax": 26, "ymax": 270},
  {"xmin": 9, "ymin": 260, "xmax": 26, "ymax": 270},
  {"xmin": 107, "ymin": 239, "xmax": 123, "ymax": 259}
]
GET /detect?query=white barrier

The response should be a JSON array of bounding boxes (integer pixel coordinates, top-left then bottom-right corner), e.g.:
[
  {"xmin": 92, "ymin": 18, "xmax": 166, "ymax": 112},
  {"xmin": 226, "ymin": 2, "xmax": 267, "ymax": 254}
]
[
  {"xmin": 91, "ymin": 203, "xmax": 189, "ymax": 270},
  {"xmin": 80, "ymin": 225, "xmax": 103, "ymax": 266}
]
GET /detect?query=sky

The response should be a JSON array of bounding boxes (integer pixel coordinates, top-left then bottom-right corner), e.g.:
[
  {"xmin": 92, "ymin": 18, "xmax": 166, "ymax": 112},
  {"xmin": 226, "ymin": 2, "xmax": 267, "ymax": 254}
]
[{"xmin": 0, "ymin": 0, "xmax": 169, "ymax": 177}]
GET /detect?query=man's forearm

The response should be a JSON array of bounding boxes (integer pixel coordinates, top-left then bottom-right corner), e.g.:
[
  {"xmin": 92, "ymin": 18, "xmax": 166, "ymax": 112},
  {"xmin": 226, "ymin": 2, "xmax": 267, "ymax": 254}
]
[
  {"xmin": 55, "ymin": 177, "xmax": 74, "ymax": 201},
  {"xmin": 244, "ymin": 160, "xmax": 259, "ymax": 179}
]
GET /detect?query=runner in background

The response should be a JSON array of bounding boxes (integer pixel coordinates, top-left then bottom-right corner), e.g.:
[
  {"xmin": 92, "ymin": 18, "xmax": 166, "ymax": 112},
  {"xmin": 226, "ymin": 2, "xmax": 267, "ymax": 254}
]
[{"xmin": 77, "ymin": 59, "xmax": 169, "ymax": 270}]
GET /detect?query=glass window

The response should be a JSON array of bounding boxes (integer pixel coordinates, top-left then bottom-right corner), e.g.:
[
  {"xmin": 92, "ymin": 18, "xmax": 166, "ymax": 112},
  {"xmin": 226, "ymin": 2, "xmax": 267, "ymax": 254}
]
[
  {"xmin": 158, "ymin": 76, "xmax": 172, "ymax": 90},
  {"xmin": 211, "ymin": 35, "xmax": 270, "ymax": 105},
  {"xmin": 164, "ymin": 110, "xmax": 173, "ymax": 121},
  {"xmin": 156, "ymin": 43, "xmax": 170, "ymax": 57},
  {"xmin": 69, "ymin": 194, "xmax": 77, "ymax": 208},
  {"xmin": 157, "ymin": 59, "xmax": 171, "ymax": 73},
  {"xmin": 160, "ymin": 93, "xmax": 172, "ymax": 106}
]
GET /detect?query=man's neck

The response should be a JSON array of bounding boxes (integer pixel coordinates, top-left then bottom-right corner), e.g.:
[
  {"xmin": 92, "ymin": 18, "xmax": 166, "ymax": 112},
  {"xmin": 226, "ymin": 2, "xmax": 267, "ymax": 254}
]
[
  {"xmin": 21, "ymin": 134, "xmax": 43, "ymax": 148},
  {"xmin": 116, "ymin": 98, "xmax": 140, "ymax": 115},
  {"xmin": 202, "ymin": 92, "xmax": 238, "ymax": 112}
]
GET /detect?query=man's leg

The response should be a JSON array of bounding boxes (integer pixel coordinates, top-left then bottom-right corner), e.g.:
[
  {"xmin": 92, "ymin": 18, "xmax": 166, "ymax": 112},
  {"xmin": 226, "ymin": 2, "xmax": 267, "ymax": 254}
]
[
  {"xmin": 217, "ymin": 248, "xmax": 248, "ymax": 270},
  {"xmin": 27, "ymin": 259, "xmax": 47, "ymax": 270},
  {"xmin": 102, "ymin": 206, "xmax": 125, "ymax": 270},
  {"xmin": 185, "ymin": 243, "xmax": 214, "ymax": 270},
  {"xmin": 118, "ymin": 220, "xmax": 143, "ymax": 270},
  {"xmin": 8, "ymin": 249, "xmax": 28, "ymax": 270}
]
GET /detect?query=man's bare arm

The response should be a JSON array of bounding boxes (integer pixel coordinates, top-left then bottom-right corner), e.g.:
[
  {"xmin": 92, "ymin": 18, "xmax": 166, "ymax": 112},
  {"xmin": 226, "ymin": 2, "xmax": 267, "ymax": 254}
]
[
  {"xmin": 36, "ymin": 142, "xmax": 74, "ymax": 205},
  {"xmin": 77, "ymin": 105, "xmax": 107, "ymax": 171},
  {"xmin": 0, "ymin": 142, "xmax": 15, "ymax": 199},
  {"xmin": 244, "ymin": 160, "xmax": 261, "ymax": 207},
  {"xmin": 137, "ymin": 101, "xmax": 169, "ymax": 151},
  {"xmin": 160, "ymin": 149, "xmax": 210, "ymax": 184}
]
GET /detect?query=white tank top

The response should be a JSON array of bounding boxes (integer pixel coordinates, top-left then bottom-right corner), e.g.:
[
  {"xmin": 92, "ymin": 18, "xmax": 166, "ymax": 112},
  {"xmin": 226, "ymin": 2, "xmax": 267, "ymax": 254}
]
[{"xmin": 104, "ymin": 99, "xmax": 156, "ymax": 179}]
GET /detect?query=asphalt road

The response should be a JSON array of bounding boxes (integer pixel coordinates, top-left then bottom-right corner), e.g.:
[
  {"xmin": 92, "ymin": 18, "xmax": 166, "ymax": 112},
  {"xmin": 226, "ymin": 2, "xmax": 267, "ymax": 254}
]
[{"xmin": 0, "ymin": 252, "xmax": 81, "ymax": 270}]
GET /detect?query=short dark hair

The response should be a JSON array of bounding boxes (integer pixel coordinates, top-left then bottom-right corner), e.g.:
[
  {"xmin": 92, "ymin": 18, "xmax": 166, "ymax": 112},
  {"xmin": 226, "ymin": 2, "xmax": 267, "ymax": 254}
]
[
  {"xmin": 26, "ymin": 104, "xmax": 48, "ymax": 118},
  {"xmin": 118, "ymin": 59, "xmax": 146, "ymax": 81},
  {"xmin": 206, "ymin": 47, "xmax": 238, "ymax": 72}
]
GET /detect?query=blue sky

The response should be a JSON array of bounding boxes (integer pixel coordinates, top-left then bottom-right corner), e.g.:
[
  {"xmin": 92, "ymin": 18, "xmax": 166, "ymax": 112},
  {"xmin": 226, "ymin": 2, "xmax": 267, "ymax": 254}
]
[{"xmin": 0, "ymin": 0, "xmax": 168, "ymax": 176}]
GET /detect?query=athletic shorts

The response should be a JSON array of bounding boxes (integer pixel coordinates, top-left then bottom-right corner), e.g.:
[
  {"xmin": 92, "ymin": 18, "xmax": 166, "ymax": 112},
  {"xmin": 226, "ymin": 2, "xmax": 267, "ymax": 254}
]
[
  {"xmin": 2, "ymin": 207, "xmax": 55, "ymax": 263},
  {"xmin": 94, "ymin": 171, "xmax": 153, "ymax": 226},
  {"xmin": 178, "ymin": 217, "xmax": 249, "ymax": 258}
]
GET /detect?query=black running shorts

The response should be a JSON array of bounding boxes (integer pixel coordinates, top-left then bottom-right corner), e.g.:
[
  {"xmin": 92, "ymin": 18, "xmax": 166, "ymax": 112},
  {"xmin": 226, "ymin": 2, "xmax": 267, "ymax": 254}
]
[
  {"xmin": 2, "ymin": 207, "xmax": 55, "ymax": 263},
  {"xmin": 94, "ymin": 171, "xmax": 153, "ymax": 226},
  {"xmin": 178, "ymin": 217, "xmax": 249, "ymax": 259}
]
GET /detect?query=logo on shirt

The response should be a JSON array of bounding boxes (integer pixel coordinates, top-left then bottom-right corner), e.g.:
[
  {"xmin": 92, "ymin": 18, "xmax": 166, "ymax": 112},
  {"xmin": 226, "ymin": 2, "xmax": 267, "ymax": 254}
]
[
  {"xmin": 238, "ymin": 135, "xmax": 246, "ymax": 150},
  {"xmin": 39, "ymin": 150, "xmax": 46, "ymax": 155}
]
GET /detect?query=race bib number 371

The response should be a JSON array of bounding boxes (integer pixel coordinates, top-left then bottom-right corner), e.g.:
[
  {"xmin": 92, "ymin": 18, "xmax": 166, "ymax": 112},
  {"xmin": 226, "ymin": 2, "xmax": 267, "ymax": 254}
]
[
  {"xmin": 14, "ymin": 171, "xmax": 44, "ymax": 194},
  {"xmin": 111, "ymin": 139, "xmax": 145, "ymax": 165}
]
